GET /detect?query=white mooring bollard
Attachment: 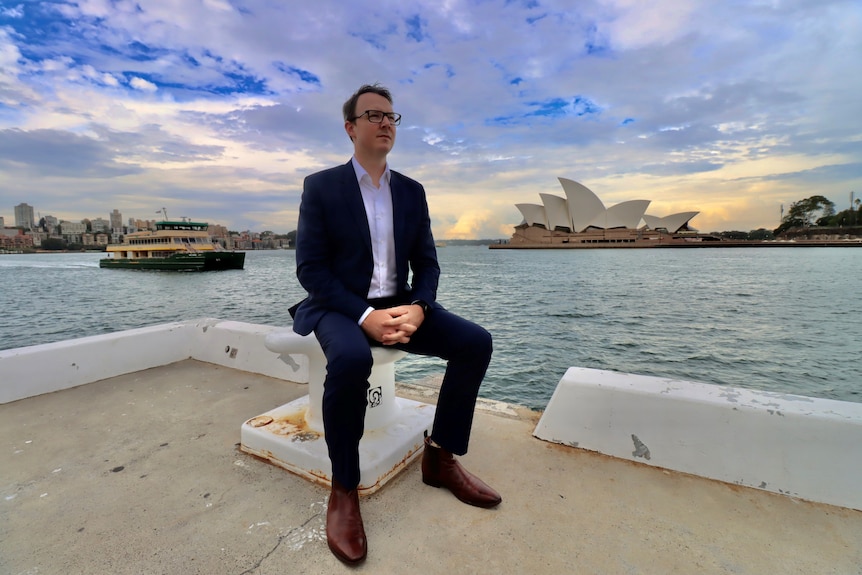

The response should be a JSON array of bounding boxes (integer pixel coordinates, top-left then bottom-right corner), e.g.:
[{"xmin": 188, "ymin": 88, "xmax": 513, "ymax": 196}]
[{"xmin": 240, "ymin": 330, "xmax": 435, "ymax": 495}]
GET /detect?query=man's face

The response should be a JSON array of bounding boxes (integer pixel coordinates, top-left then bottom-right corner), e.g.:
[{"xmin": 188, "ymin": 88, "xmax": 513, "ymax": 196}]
[{"xmin": 346, "ymin": 92, "xmax": 397, "ymax": 157}]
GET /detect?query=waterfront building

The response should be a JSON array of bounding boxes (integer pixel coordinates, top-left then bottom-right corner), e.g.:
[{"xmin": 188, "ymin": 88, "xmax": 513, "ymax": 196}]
[
  {"xmin": 14, "ymin": 203, "xmax": 35, "ymax": 230},
  {"xmin": 0, "ymin": 216, "xmax": 4, "ymax": 227},
  {"xmin": 29, "ymin": 231, "xmax": 46, "ymax": 247},
  {"xmin": 506, "ymin": 178, "xmax": 700, "ymax": 247},
  {"xmin": 91, "ymin": 217, "xmax": 110, "ymax": 233},
  {"xmin": 42, "ymin": 215, "xmax": 59, "ymax": 234},
  {"xmin": 209, "ymin": 223, "xmax": 229, "ymax": 239},
  {"xmin": 84, "ymin": 232, "xmax": 109, "ymax": 246},
  {"xmin": 59, "ymin": 220, "xmax": 87, "ymax": 244},
  {"xmin": 0, "ymin": 228, "xmax": 34, "ymax": 250},
  {"xmin": 128, "ymin": 218, "xmax": 157, "ymax": 232}
]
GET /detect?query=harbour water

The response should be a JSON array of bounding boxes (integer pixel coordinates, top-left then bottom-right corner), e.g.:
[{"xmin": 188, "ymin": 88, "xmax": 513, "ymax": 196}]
[{"xmin": 1, "ymin": 247, "xmax": 859, "ymax": 410}]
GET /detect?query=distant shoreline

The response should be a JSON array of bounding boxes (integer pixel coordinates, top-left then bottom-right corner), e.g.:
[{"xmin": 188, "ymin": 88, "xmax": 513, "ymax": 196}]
[
  {"xmin": 489, "ymin": 239, "xmax": 862, "ymax": 249},
  {"xmin": 0, "ymin": 249, "xmax": 105, "ymax": 255}
]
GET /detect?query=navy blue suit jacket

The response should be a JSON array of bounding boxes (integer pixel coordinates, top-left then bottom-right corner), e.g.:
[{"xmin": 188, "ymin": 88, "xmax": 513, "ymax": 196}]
[{"xmin": 290, "ymin": 160, "xmax": 441, "ymax": 336}]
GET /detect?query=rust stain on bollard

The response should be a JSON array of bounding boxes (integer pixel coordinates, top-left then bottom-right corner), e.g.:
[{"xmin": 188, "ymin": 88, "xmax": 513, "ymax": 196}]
[
  {"xmin": 244, "ymin": 409, "xmax": 321, "ymax": 442},
  {"xmin": 247, "ymin": 415, "xmax": 274, "ymax": 428}
]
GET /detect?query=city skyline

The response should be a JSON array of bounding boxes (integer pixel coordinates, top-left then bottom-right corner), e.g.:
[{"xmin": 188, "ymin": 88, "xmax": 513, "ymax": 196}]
[
  {"xmin": 1, "ymin": 1, "xmax": 860, "ymax": 238},
  {"xmin": 4, "ymin": 202, "xmax": 242, "ymax": 234}
]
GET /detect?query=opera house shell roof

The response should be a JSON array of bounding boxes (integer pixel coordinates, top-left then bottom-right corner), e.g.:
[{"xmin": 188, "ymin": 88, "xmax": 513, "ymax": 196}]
[{"xmin": 515, "ymin": 178, "xmax": 698, "ymax": 234}]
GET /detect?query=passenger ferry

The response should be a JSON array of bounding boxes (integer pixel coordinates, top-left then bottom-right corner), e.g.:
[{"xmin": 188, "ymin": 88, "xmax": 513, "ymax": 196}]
[{"xmin": 99, "ymin": 219, "xmax": 245, "ymax": 271}]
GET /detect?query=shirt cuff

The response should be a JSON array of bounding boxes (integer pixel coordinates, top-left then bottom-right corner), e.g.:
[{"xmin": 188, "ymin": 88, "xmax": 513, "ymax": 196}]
[{"xmin": 358, "ymin": 306, "xmax": 374, "ymax": 326}]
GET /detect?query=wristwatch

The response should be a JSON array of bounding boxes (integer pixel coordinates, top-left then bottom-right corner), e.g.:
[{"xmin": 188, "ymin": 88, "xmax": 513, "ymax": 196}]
[{"xmin": 410, "ymin": 299, "xmax": 430, "ymax": 314}]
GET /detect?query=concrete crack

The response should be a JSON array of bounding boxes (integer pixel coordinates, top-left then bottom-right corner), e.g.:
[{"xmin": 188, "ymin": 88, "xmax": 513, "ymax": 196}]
[{"xmin": 239, "ymin": 498, "xmax": 327, "ymax": 574}]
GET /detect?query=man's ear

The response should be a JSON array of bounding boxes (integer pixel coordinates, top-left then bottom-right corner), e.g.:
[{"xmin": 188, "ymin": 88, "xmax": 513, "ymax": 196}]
[{"xmin": 345, "ymin": 120, "xmax": 355, "ymax": 141}]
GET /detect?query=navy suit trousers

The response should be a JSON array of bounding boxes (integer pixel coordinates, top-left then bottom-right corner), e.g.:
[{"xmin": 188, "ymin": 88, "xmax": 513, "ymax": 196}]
[{"xmin": 313, "ymin": 307, "xmax": 492, "ymax": 489}]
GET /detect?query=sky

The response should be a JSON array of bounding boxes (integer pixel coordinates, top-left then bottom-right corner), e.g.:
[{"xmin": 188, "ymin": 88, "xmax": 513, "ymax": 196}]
[{"xmin": 0, "ymin": 0, "xmax": 860, "ymax": 239}]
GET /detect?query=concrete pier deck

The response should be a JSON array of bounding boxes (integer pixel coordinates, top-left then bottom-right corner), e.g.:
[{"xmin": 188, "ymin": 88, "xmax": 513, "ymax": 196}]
[{"xmin": 2, "ymin": 360, "xmax": 861, "ymax": 575}]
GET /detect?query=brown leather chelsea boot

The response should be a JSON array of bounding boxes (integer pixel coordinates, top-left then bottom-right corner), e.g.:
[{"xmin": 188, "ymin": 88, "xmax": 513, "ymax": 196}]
[
  {"xmin": 421, "ymin": 436, "xmax": 502, "ymax": 509},
  {"xmin": 326, "ymin": 479, "xmax": 367, "ymax": 565}
]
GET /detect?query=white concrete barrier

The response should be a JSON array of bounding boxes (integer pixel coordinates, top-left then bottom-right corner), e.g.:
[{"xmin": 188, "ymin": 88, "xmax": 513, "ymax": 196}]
[
  {"xmin": 186, "ymin": 319, "xmax": 310, "ymax": 380},
  {"xmin": 0, "ymin": 321, "xmax": 193, "ymax": 404},
  {"xmin": 0, "ymin": 319, "xmax": 312, "ymax": 404},
  {"xmin": 534, "ymin": 367, "xmax": 862, "ymax": 511}
]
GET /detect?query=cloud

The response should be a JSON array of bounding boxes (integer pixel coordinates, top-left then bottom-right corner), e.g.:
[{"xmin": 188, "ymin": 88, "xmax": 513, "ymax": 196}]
[
  {"xmin": 0, "ymin": 128, "xmax": 141, "ymax": 177},
  {"xmin": 1, "ymin": 4, "xmax": 23, "ymax": 19},
  {"xmin": 0, "ymin": 0, "xmax": 860, "ymax": 237},
  {"xmin": 441, "ymin": 208, "xmax": 494, "ymax": 239},
  {"xmin": 129, "ymin": 76, "xmax": 158, "ymax": 92}
]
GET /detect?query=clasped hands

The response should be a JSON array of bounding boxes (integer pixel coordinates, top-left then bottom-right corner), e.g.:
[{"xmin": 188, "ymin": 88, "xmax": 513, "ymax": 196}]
[{"xmin": 361, "ymin": 304, "xmax": 425, "ymax": 345}]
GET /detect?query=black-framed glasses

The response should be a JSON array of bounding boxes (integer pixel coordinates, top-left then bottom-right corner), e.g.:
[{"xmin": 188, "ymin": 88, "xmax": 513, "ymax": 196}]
[{"xmin": 351, "ymin": 110, "xmax": 402, "ymax": 125}]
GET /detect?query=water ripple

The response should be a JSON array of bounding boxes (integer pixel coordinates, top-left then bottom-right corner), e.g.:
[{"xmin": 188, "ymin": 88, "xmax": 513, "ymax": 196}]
[{"xmin": 2, "ymin": 248, "xmax": 861, "ymax": 410}]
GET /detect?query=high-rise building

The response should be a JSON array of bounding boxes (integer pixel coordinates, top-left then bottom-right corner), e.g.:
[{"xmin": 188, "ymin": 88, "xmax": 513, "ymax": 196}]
[
  {"xmin": 0, "ymin": 216, "xmax": 5, "ymax": 228},
  {"xmin": 14, "ymin": 203, "xmax": 35, "ymax": 230},
  {"xmin": 110, "ymin": 209, "xmax": 122, "ymax": 232}
]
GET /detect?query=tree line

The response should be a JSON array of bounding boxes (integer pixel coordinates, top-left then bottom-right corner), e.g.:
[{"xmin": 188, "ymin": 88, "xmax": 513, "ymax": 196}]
[{"xmin": 774, "ymin": 195, "xmax": 860, "ymax": 236}]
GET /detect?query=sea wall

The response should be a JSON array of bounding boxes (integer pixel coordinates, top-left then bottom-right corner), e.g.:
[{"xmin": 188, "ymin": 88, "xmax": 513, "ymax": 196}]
[
  {"xmin": 0, "ymin": 318, "xmax": 310, "ymax": 404},
  {"xmin": 534, "ymin": 367, "xmax": 862, "ymax": 511}
]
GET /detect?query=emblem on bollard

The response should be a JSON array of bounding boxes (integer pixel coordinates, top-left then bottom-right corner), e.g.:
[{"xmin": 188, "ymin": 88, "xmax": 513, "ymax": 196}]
[{"xmin": 367, "ymin": 386, "xmax": 383, "ymax": 408}]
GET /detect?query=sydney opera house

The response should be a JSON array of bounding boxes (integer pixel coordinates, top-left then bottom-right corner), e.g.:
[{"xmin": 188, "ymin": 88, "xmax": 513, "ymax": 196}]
[{"xmin": 498, "ymin": 178, "xmax": 703, "ymax": 248}]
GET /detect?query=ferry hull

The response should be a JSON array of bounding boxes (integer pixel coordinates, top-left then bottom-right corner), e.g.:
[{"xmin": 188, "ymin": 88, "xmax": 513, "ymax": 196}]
[{"xmin": 99, "ymin": 251, "xmax": 245, "ymax": 271}]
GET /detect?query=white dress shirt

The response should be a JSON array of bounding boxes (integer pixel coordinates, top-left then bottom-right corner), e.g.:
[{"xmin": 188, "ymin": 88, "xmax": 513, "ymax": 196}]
[{"xmin": 352, "ymin": 157, "xmax": 397, "ymax": 325}]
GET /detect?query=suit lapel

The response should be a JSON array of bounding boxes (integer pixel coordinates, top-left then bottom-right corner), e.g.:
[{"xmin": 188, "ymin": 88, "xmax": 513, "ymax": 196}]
[
  {"xmin": 390, "ymin": 172, "xmax": 406, "ymax": 279},
  {"xmin": 339, "ymin": 161, "xmax": 373, "ymax": 254}
]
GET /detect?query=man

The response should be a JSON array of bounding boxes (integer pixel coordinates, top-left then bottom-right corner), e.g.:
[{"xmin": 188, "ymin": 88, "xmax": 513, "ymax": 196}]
[{"xmin": 290, "ymin": 83, "xmax": 501, "ymax": 565}]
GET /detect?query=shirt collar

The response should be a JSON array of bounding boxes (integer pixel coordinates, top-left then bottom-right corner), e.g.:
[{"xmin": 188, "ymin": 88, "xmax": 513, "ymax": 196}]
[{"xmin": 351, "ymin": 156, "xmax": 391, "ymax": 187}]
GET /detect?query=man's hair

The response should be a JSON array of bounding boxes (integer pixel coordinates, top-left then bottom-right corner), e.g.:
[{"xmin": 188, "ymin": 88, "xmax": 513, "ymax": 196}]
[{"xmin": 342, "ymin": 84, "xmax": 393, "ymax": 122}]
